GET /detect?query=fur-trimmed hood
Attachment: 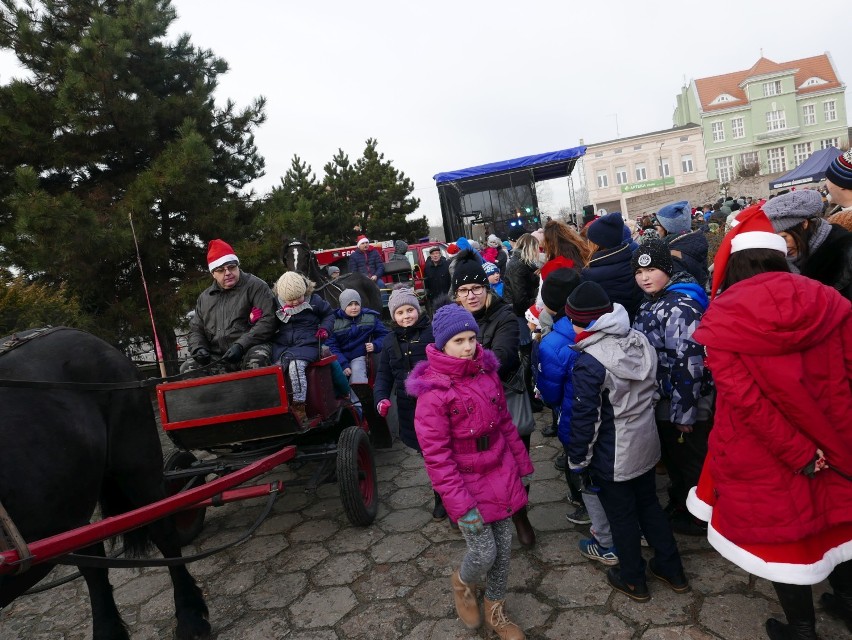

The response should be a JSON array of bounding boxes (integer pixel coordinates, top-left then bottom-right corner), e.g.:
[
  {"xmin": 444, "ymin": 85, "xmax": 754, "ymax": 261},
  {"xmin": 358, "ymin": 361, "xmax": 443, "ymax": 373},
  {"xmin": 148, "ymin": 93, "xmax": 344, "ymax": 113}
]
[{"xmin": 406, "ymin": 343, "xmax": 500, "ymax": 396}]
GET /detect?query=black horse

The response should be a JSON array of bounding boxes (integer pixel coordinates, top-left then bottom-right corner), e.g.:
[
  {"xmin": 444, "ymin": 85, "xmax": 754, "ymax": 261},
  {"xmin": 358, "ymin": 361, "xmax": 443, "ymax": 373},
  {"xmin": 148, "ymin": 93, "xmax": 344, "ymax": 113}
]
[
  {"xmin": 0, "ymin": 328, "xmax": 210, "ymax": 640},
  {"xmin": 282, "ymin": 239, "xmax": 383, "ymax": 312}
]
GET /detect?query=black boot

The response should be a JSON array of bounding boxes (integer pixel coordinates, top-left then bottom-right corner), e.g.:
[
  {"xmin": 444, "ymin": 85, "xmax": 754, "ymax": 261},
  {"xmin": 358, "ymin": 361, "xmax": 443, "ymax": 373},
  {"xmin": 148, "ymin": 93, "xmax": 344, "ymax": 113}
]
[
  {"xmin": 541, "ymin": 409, "xmax": 558, "ymax": 437},
  {"xmin": 512, "ymin": 484, "xmax": 535, "ymax": 547},
  {"xmin": 431, "ymin": 490, "xmax": 447, "ymax": 521},
  {"xmin": 820, "ymin": 591, "xmax": 852, "ymax": 632},
  {"xmin": 766, "ymin": 582, "xmax": 818, "ymax": 640}
]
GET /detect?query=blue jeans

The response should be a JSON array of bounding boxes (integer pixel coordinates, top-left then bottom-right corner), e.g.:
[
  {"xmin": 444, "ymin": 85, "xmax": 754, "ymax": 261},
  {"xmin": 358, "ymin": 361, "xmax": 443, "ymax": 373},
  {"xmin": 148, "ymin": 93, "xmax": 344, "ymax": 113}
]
[{"xmin": 594, "ymin": 468, "xmax": 683, "ymax": 586}]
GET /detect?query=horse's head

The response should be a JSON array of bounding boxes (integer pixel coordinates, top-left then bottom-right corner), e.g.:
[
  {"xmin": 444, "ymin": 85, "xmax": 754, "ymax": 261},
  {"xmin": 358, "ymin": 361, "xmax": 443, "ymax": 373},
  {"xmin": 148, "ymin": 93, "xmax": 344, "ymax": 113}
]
[{"xmin": 282, "ymin": 239, "xmax": 323, "ymax": 281}]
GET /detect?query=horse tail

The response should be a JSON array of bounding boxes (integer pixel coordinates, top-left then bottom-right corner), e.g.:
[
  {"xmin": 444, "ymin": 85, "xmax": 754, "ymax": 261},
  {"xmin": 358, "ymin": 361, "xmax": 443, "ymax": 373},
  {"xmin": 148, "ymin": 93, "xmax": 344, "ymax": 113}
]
[{"xmin": 99, "ymin": 476, "xmax": 154, "ymax": 557}]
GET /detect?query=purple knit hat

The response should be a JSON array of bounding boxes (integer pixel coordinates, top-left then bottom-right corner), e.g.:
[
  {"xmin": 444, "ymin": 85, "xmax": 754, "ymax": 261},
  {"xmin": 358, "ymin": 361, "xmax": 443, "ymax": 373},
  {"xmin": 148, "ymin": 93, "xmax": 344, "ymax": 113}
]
[{"xmin": 432, "ymin": 304, "xmax": 479, "ymax": 350}]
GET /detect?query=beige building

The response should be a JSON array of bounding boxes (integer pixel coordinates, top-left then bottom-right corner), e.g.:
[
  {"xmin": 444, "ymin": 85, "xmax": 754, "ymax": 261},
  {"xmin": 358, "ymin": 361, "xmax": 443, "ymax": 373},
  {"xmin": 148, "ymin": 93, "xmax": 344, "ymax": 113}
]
[{"xmin": 581, "ymin": 123, "xmax": 709, "ymax": 219}]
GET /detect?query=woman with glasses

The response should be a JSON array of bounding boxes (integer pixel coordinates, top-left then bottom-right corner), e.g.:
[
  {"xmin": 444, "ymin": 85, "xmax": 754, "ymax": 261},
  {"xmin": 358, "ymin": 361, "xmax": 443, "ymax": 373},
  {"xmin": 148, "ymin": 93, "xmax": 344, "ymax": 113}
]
[{"xmin": 451, "ymin": 250, "xmax": 535, "ymax": 548}]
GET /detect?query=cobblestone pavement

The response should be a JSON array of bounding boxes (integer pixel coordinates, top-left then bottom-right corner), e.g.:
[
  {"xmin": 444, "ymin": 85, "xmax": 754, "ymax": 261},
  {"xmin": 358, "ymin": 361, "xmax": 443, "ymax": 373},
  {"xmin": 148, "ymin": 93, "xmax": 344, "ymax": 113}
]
[{"xmin": 3, "ymin": 411, "xmax": 850, "ymax": 640}]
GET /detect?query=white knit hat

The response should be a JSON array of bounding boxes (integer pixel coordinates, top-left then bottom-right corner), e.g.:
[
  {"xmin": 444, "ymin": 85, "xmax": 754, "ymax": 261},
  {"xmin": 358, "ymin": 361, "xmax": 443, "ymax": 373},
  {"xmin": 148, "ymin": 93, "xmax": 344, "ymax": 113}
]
[{"xmin": 275, "ymin": 272, "xmax": 307, "ymax": 302}]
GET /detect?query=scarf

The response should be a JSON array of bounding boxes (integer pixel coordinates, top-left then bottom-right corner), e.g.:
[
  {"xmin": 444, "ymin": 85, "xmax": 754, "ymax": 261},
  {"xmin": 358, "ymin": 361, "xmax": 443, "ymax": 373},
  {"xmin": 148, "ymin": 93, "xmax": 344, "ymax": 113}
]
[{"xmin": 276, "ymin": 300, "xmax": 312, "ymax": 323}]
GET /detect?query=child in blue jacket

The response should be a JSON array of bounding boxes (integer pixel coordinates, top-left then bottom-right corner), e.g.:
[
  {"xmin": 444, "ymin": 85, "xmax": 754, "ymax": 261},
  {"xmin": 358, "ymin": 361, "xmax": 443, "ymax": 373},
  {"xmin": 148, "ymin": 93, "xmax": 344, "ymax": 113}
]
[{"xmin": 326, "ymin": 289, "xmax": 388, "ymax": 385}]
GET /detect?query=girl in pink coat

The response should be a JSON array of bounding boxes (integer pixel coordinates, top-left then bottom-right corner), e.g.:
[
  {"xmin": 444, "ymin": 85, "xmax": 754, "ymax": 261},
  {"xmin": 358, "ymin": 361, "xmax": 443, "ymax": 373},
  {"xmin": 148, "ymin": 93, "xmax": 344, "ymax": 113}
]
[{"xmin": 406, "ymin": 304, "xmax": 533, "ymax": 640}]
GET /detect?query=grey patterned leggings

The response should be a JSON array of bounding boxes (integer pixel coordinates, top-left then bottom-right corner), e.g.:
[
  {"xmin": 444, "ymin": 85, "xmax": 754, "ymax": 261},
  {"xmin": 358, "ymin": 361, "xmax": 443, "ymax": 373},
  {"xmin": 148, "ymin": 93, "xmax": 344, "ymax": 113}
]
[{"xmin": 459, "ymin": 517, "xmax": 513, "ymax": 601}]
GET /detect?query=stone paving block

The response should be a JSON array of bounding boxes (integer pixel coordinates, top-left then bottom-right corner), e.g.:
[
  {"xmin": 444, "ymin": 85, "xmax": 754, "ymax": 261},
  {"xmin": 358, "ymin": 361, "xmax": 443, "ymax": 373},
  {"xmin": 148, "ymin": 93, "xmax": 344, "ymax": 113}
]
[
  {"xmin": 379, "ymin": 506, "xmax": 434, "ymax": 533},
  {"xmin": 311, "ymin": 551, "xmax": 370, "ymax": 586},
  {"xmin": 288, "ymin": 586, "xmax": 358, "ymax": 628},
  {"xmin": 338, "ymin": 601, "xmax": 415, "ymax": 639},
  {"xmin": 414, "ymin": 540, "xmax": 468, "ymax": 577},
  {"xmin": 256, "ymin": 511, "xmax": 304, "ymax": 536},
  {"xmin": 531, "ymin": 530, "xmax": 585, "ymax": 566},
  {"xmin": 386, "ymin": 485, "xmax": 431, "ymax": 510},
  {"xmin": 533, "ymin": 477, "xmax": 570, "ymax": 500},
  {"xmin": 529, "ymin": 502, "xmax": 576, "ymax": 532},
  {"xmin": 699, "ymin": 593, "xmax": 777, "ymax": 640},
  {"xmin": 544, "ymin": 609, "xmax": 634, "ymax": 639},
  {"xmin": 508, "ymin": 552, "xmax": 544, "ymax": 590},
  {"xmin": 271, "ymin": 542, "xmax": 329, "ymax": 572},
  {"xmin": 421, "ymin": 519, "xmax": 465, "ymax": 543},
  {"xmin": 538, "ymin": 564, "xmax": 613, "ymax": 607},
  {"xmin": 408, "ymin": 576, "xmax": 455, "ymax": 618},
  {"xmin": 245, "ymin": 571, "xmax": 308, "ymax": 610},
  {"xmin": 612, "ymin": 584, "xmax": 692, "ymax": 625},
  {"xmin": 302, "ymin": 496, "xmax": 345, "ymax": 518},
  {"xmin": 508, "ymin": 591, "xmax": 551, "ymax": 629},
  {"xmin": 369, "ymin": 532, "xmax": 430, "ymax": 563},
  {"xmin": 351, "ymin": 562, "xmax": 424, "ymax": 600},
  {"xmin": 113, "ymin": 573, "xmax": 171, "ymax": 607},
  {"xmin": 394, "ymin": 466, "xmax": 430, "ymax": 488},
  {"xmin": 325, "ymin": 524, "xmax": 384, "ymax": 552},
  {"xmin": 685, "ymin": 552, "xmax": 750, "ymax": 595},
  {"xmin": 376, "ymin": 464, "xmax": 402, "ymax": 483},
  {"xmin": 215, "ymin": 612, "xmax": 291, "ymax": 640},
  {"xmin": 640, "ymin": 626, "xmax": 719, "ymax": 639},
  {"xmin": 407, "ymin": 618, "xmax": 480, "ymax": 639},
  {"xmin": 375, "ymin": 448, "xmax": 411, "ymax": 466},
  {"xmin": 233, "ymin": 531, "xmax": 290, "ymax": 563},
  {"xmin": 288, "ymin": 518, "xmax": 340, "ymax": 543}
]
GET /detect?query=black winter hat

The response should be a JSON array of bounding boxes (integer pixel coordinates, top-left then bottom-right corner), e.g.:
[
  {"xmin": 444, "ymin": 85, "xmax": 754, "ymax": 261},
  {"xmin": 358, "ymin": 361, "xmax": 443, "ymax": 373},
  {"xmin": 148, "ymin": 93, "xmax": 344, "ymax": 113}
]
[
  {"xmin": 587, "ymin": 211, "xmax": 625, "ymax": 249},
  {"xmin": 540, "ymin": 268, "xmax": 581, "ymax": 313},
  {"xmin": 507, "ymin": 225, "xmax": 525, "ymax": 241},
  {"xmin": 630, "ymin": 238, "xmax": 673, "ymax": 275},
  {"xmin": 565, "ymin": 281, "xmax": 613, "ymax": 328},
  {"xmin": 451, "ymin": 250, "xmax": 489, "ymax": 291}
]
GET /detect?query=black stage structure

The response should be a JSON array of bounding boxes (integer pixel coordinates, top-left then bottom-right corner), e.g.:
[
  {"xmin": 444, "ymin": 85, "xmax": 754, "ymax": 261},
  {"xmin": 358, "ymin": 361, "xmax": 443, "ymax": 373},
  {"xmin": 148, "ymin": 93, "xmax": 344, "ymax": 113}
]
[{"xmin": 433, "ymin": 145, "xmax": 586, "ymax": 241}]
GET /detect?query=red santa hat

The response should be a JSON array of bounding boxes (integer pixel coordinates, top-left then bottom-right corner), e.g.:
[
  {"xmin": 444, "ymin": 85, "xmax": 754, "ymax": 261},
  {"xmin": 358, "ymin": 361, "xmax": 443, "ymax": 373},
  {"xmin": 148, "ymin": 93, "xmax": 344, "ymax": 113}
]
[
  {"xmin": 524, "ymin": 304, "xmax": 542, "ymax": 330},
  {"xmin": 540, "ymin": 255, "xmax": 576, "ymax": 280},
  {"xmin": 207, "ymin": 239, "xmax": 239, "ymax": 272},
  {"xmin": 356, "ymin": 235, "xmax": 370, "ymax": 246},
  {"xmin": 709, "ymin": 202, "xmax": 788, "ymax": 299},
  {"xmin": 446, "ymin": 242, "xmax": 459, "ymax": 255}
]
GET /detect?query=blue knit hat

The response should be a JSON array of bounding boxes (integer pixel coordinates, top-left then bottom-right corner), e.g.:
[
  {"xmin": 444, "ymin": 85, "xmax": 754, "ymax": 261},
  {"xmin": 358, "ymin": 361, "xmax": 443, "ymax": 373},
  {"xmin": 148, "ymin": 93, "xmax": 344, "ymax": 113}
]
[
  {"xmin": 826, "ymin": 149, "xmax": 852, "ymax": 190},
  {"xmin": 656, "ymin": 200, "xmax": 692, "ymax": 235},
  {"xmin": 432, "ymin": 304, "xmax": 479, "ymax": 350},
  {"xmin": 482, "ymin": 261, "xmax": 499, "ymax": 275},
  {"xmin": 587, "ymin": 211, "xmax": 625, "ymax": 248}
]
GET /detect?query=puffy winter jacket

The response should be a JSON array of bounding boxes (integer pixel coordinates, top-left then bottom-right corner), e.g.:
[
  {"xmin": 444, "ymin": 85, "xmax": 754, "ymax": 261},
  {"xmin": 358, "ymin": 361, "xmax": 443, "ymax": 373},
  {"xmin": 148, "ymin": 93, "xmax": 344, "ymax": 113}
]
[
  {"xmin": 568, "ymin": 304, "xmax": 660, "ymax": 482},
  {"xmin": 582, "ymin": 242, "xmax": 644, "ymax": 322},
  {"xmin": 536, "ymin": 316, "xmax": 578, "ymax": 446},
  {"xmin": 188, "ymin": 271, "xmax": 277, "ymax": 359},
  {"xmin": 798, "ymin": 223, "xmax": 852, "ymax": 301},
  {"xmin": 271, "ymin": 294, "xmax": 335, "ymax": 363},
  {"xmin": 406, "ymin": 345, "xmax": 534, "ymax": 522},
  {"xmin": 326, "ymin": 308, "xmax": 388, "ymax": 371},
  {"xmin": 424, "ymin": 257, "xmax": 451, "ymax": 300},
  {"xmin": 348, "ymin": 247, "xmax": 385, "ymax": 278},
  {"xmin": 374, "ymin": 314, "xmax": 434, "ymax": 450},
  {"xmin": 474, "ymin": 295, "xmax": 520, "ymax": 382},
  {"xmin": 632, "ymin": 272, "xmax": 711, "ymax": 425},
  {"xmin": 503, "ymin": 255, "xmax": 540, "ymax": 317},
  {"xmin": 665, "ymin": 230, "xmax": 709, "ymax": 288}
]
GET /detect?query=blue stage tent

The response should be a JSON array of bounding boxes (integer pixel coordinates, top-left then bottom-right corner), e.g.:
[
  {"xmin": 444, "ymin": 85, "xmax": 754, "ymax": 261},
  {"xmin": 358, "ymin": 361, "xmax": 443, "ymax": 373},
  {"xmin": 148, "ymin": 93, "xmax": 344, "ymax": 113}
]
[
  {"xmin": 433, "ymin": 146, "xmax": 587, "ymax": 184},
  {"xmin": 769, "ymin": 147, "xmax": 842, "ymax": 190}
]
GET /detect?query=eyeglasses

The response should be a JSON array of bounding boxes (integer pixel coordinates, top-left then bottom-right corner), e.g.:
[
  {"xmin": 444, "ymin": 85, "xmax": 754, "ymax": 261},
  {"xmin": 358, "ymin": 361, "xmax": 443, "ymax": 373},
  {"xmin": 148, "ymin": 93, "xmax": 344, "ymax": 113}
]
[
  {"xmin": 212, "ymin": 262, "xmax": 239, "ymax": 275},
  {"xmin": 456, "ymin": 285, "xmax": 485, "ymax": 298}
]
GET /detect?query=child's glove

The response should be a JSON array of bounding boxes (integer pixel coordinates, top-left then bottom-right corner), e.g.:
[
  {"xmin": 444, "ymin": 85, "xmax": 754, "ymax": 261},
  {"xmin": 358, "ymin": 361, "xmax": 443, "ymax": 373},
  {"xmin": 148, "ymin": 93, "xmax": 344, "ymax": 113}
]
[
  {"xmin": 376, "ymin": 399, "xmax": 391, "ymax": 417},
  {"xmin": 315, "ymin": 328, "xmax": 329, "ymax": 341},
  {"xmin": 249, "ymin": 307, "xmax": 263, "ymax": 324},
  {"xmin": 458, "ymin": 508, "xmax": 483, "ymax": 535}
]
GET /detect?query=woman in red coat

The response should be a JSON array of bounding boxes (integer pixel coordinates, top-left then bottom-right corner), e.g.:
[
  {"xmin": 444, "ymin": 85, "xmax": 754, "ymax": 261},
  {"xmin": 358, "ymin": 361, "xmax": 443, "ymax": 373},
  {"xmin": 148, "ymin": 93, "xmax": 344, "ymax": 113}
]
[{"xmin": 687, "ymin": 206, "xmax": 852, "ymax": 640}]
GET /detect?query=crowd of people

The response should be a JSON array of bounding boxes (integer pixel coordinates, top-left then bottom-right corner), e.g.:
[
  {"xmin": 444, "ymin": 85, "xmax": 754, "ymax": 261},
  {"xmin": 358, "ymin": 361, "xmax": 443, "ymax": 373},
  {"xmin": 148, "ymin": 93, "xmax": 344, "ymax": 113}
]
[{"xmin": 182, "ymin": 149, "xmax": 852, "ymax": 640}]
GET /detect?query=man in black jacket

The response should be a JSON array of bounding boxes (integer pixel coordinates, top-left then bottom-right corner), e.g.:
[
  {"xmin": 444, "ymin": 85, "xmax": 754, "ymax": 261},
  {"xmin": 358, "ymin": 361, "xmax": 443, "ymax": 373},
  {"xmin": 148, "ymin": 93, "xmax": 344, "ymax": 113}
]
[{"xmin": 423, "ymin": 245, "xmax": 451, "ymax": 309}]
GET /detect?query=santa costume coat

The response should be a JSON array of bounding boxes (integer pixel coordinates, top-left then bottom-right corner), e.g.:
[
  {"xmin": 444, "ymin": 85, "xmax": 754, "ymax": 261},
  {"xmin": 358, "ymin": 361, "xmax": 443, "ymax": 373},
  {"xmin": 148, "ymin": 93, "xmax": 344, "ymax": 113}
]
[
  {"xmin": 687, "ymin": 272, "xmax": 852, "ymax": 584},
  {"xmin": 406, "ymin": 344, "xmax": 534, "ymax": 523}
]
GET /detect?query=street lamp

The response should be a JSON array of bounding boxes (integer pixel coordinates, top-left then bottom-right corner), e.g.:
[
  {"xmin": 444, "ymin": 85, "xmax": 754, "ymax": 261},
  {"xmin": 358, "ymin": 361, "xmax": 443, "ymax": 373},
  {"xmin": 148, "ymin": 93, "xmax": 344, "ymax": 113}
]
[{"xmin": 659, "ymin": 142, "xmax": 666, "ymax": 193}]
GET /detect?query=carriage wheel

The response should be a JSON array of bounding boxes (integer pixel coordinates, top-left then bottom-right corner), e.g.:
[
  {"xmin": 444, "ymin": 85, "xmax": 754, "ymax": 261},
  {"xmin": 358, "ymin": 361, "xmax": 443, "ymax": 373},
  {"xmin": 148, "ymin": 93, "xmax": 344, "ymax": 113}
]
[
  {"xmin": 163, "ymin": 450, "xmax": 207, "ymax": 546},
  {"xmin": 336, "ymin": 426, "xmax": 378, "ymax": 526}
]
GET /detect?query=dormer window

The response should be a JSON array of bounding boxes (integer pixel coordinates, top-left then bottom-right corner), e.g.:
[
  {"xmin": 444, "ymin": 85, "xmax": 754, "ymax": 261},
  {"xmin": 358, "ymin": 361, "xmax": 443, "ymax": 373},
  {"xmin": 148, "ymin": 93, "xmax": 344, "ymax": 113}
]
[
  {"xmin": 709, "ymin": 93, "xmax": 737, "ymax": 106},
  {"xmin": 800, "ymin": 76, "xmax": 828, "ymax": 88}
]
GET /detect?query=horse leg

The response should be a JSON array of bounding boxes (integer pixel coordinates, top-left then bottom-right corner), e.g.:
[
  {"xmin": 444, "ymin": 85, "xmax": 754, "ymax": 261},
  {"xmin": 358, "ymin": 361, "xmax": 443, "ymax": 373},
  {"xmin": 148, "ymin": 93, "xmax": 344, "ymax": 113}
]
[
  {"xmin": 146, "ymin": 516, "xmax": 210, "ymax": 640},
  {"xmin": 78, "ymin": 542, "xmax": 129, "ymax": 640}
]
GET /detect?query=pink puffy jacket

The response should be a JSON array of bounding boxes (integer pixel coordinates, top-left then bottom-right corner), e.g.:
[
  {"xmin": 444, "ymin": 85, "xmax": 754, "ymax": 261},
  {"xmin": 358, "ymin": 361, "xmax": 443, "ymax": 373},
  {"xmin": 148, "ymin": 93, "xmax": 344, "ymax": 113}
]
[{"xmin": 406, "ymin": 344, "xmax": 534, "ymax": 523}]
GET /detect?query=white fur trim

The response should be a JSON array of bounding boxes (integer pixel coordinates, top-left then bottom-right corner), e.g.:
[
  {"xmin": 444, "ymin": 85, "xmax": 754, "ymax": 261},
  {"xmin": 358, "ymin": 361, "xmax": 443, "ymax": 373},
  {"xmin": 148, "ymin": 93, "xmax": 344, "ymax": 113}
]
[
  {"xmin": 731, "ymin": 231, "xmax": 787, "ymax": 255},
  {"xmin": 209, "ymin": 253, "xmax": 239, "ymax": 271},
  {"xmin": 705, "ymin": 522, "xmax": 852, "ymax": 585},
  {"xmin": 686, "ymin": 486, "xmax": 712, "ymax": 522}
]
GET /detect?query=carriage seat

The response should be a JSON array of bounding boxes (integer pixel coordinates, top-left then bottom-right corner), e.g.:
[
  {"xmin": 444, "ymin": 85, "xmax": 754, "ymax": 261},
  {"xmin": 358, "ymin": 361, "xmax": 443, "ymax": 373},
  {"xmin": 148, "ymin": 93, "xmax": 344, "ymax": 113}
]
[{"xmin": 305, "ymin": 355, "xmax": 342, "ymax": 419}]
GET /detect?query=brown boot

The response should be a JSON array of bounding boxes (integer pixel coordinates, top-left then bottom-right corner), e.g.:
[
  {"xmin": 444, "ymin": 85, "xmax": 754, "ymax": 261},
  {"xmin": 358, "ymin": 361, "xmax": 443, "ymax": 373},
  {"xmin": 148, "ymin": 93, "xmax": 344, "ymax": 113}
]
[
  {"xmin": 512, "ymin": 507, "xmax": 535, "ymax": 547},
  {"xmin": 450, "ymin": 569, "xmax": 481, "ymax": 629},
  {"xmin": 290, "ymin": 402, "xmax": 309, "ymax": 427},
  {"xmin": 483, "ymin": 598, "xmax": 525, "ymax": 640}
]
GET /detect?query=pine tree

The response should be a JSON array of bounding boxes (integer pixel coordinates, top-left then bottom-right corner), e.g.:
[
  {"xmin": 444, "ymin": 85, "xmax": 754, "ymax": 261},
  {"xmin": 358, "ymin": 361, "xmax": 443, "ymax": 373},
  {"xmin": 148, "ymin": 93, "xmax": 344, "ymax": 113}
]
[{"xmin": 0, "ymin": 0, "xmax": 265, "ymax": 371}]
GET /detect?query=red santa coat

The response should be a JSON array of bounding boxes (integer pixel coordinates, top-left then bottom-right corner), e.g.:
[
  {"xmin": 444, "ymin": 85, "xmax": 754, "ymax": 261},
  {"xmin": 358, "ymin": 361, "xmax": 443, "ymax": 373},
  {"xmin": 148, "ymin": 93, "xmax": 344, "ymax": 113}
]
[{"xmin": 688, "ymin": 272, "xmax": 852, "ymax": 584}]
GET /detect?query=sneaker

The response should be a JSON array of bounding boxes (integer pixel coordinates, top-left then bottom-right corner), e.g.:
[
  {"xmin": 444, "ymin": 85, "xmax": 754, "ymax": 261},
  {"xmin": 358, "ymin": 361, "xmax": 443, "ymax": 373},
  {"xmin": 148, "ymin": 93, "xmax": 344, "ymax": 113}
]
[
  {"xmin": 648, "ymin": 558, "xmax": 690, "ymax": 593},
  {"xmin": 554, "ymin": 455, "xmax": 566, "ymax": 471},
  {"xmin": 606, "ymin": 567, "xmax": 650, "ymax": 602},
  {"xmin": 578, "ymin": 538, "xmax": 619, "ymax": 566},
  {"xmin": 566, "ymin": 506, "xmax": 591, "ymax": 525}
]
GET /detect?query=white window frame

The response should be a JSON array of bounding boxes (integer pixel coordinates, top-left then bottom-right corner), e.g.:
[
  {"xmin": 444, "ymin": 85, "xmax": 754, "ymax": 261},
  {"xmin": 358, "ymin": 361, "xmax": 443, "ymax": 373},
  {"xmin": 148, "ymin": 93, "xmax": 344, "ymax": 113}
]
[
  {"xmin": 820, "ymin": 138, "xmax": 840, "ymax": 150},
  {"xmin": 615, "ymin": 166, "xmax": 628, "ymax": 185},
  {"xmin": 596, "ymin": 170, "xmax": 609, "ymax": 189},
  {"xmin": 730, "ymin": 117, "xmax": 745, "ymax": 139},
  {"xmin": 802, "ymin": 104, "xmax": 816, "ymax": 126},
  {"xmin": 767, "ymin": 147, "xmax": 787, "ymax": 173},
  {"xmin": 681, "ymin": 154, "xmax": 694, "ymax": 173},
  {"xmin": 658, "ymin": 158, "xmax": 670, "ymax": 178},
  {"xmin": 763, "ymin": 80, "xmax": 782, "ymax": 97},
  {"xmin": 715, "ymin": 156, "xmax": 734, "ymax": 183},
  {"xmin": 739, "ymin": 151, "xmax": 759, "ymax": 173},
  {"xmin": 824, "ymin": 100, "xmax": 837, "ymax": 122},
  {"xmin": 711, "ymin": 121, "xmax": 725, "ymax": 142},
  {"xmin": 793, "ymin": 142, "xmax": 812, "ymax": 167},
  {"xmin": 766, "ymin": 110, "xmax": 786, "ymax": 131},
  {"xmin": 634, "ymin": 164, "xmax": 647, "ymax": 181}
]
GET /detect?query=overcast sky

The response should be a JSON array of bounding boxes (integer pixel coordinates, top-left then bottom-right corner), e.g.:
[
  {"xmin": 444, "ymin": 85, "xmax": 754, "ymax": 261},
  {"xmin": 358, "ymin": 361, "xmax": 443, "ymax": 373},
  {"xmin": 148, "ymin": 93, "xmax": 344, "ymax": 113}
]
[{"xmin": 3, "ymin": 0, "xmax": 852, "ymax": 229}]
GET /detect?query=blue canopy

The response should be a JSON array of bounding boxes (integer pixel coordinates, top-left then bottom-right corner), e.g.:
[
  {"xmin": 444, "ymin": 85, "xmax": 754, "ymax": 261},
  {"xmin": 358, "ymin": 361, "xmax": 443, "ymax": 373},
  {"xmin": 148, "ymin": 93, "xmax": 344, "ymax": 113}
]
[
  {"xmin": 769, "ymin": 147, "xmax": 842, "ymax": 190},
  {"xmin": 434, "ymin": 145, "xmax": 587, "ymax": 185}
]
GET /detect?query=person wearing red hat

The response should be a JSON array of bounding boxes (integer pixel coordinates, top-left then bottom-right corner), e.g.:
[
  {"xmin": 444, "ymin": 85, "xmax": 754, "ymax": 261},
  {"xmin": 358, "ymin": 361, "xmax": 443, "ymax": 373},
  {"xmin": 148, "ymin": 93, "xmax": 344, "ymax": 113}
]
[
  {"xmin": 689, "ymin": 205, "xmax": 852, "ymax": 640},
  {"xmin": 348, "ymin": 235, "xmax": 385, "ymax": 281},
  {"xmin": 183, "ymin": 239, "xmax": 277, "ymax": 374}
]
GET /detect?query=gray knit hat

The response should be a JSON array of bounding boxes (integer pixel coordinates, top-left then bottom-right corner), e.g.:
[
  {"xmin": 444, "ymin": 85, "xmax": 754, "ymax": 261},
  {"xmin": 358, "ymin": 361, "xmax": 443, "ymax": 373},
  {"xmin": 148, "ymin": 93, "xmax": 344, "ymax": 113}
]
[
  {"xmin": 763, "ymin": 189, "xmax": 824, "ymax": 232},
  {"xmin": 339, "ymin": 288, "xmax": 361, "ymax": 309},
  {"xmin": 388, "ymin": 285, "xmax": 420, "ymax": 317}
]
